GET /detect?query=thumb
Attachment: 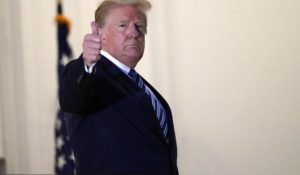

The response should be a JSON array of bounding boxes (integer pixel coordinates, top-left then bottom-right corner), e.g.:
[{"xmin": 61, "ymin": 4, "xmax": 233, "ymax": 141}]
[{"xmin": 91, "ymin": 21, "xmax": 99, "ymax": 35}]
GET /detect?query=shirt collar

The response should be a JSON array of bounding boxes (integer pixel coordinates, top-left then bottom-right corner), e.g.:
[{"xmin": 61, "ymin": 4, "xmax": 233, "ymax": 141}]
[{"xmin": 100, "ymin": 50, "xmax": 131, "ymax": 74}]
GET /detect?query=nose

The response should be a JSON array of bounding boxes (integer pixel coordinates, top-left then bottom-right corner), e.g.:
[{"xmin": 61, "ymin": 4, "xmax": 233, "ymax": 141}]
[{"xmin": 128, "ymin": 24, "xmax": 140, "ymax": 38}]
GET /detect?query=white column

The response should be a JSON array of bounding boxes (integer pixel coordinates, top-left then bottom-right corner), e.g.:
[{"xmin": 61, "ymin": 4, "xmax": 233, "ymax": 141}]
[{"xmin": 0, "ymin": 0, "xmax": 29, "ymax": 172}]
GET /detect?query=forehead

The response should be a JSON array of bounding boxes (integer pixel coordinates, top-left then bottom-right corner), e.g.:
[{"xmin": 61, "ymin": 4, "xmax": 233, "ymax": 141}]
[{"xmin": 106, "ymin": 5, "xmax": 144, "ymax": 23}]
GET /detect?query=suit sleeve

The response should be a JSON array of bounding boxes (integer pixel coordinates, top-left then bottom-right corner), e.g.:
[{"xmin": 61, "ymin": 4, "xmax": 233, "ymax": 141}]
[{"xmin": 59, "ymin": 55, "xmax": 97, "ymax": 115}]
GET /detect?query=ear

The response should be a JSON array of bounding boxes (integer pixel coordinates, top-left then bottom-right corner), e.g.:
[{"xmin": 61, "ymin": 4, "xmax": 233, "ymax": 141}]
[{"xmin": 99, "ymin": 28, "xmax": 106, "ymax": 41}]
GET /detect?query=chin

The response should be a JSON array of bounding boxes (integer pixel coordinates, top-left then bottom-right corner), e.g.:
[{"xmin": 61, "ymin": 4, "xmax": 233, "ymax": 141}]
[
  {"xmin": 127, "ymin": 50, "xmax": 143, "ymax": 59},
  {"xmin": 128, "ymin": 54, "xmax": 142, "ymax": 67}
]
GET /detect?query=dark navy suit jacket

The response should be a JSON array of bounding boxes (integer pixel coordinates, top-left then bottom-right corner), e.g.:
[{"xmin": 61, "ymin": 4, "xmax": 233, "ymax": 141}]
[{"xmin": 59, "ymin": 55, "xmax": 178, "ymax": 175}]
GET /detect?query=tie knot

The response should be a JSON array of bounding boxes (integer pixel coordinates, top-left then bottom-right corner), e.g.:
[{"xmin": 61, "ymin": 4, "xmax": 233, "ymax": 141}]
[{"xmin": 128, "ymin": 69, "xmax": 138, "ymax": 81}]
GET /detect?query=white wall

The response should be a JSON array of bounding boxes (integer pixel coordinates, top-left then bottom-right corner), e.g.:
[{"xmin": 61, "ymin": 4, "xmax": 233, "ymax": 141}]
[
  {"xmin": 166, "ymin": 0, "xmax": 300, "ymax": 174},
  {"xmin": 0, "ymin": 0, "xmax": 299, "ymax": 174},
  {"xmin": 0, "ymin": 0, "xmax": 57, "ymax": 173},
  {"xmin": 0, "ymin": 84, "xmax": 3, "ymax": 159}
]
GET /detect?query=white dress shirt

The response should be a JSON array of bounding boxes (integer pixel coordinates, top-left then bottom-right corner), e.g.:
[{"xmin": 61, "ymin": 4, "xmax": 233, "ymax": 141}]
[{"xmin": 84, "ymin": 50, "xmax": 130, "ymax": 75}]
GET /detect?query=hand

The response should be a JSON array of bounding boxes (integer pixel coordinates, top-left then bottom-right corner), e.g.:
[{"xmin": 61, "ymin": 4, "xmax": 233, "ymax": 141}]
[{"xmin": 82, "ymin": 21, "xmax": 102, "ymax": 66}]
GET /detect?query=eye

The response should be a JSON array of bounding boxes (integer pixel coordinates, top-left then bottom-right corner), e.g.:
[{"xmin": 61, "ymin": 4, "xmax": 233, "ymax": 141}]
[
  {"xmin": 135, "ymin": 24, "xmax": 145, "ymax": 34},
  {"xmin": 118, "ymin": 23, "xmax": 127, "ymax": 31},
  {"xmin": 119, "ymin": 24, "xmax": 126, "ymax": 28}
]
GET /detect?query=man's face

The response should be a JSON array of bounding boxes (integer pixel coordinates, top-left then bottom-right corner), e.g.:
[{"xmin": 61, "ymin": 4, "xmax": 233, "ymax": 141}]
[{"xmin": 101, "ymin": 5, "xmax": 146, "ymax": 68}]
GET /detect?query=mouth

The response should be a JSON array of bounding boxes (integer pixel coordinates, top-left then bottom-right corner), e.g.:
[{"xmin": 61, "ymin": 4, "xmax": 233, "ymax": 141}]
[{"xmin": 125, "ymin": 44, "xmax": 141, "ymax": 50}]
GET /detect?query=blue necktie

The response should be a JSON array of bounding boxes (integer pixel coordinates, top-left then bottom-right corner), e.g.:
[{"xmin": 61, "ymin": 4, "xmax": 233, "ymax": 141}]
[{"xmin": 128, "ymin": 69, "xmax": 169, "ymax": 141}]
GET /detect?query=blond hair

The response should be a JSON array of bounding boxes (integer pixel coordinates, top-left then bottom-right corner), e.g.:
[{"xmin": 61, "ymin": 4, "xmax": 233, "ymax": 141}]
[{"xmin": 95, "ymin": 0, "xmax": 151, "ymax": 32}]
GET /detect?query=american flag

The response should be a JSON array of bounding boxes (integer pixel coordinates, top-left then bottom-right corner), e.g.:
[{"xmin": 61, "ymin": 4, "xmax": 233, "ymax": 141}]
[{"xmin": 55, "ymin": 1, "xmax": 75, "ymax": 174}]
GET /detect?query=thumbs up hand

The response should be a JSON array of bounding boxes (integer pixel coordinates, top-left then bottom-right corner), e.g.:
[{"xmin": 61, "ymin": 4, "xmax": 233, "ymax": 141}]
[{"xmin": 82, "ymin": 21, "xmax": 102, "ymax": 66}]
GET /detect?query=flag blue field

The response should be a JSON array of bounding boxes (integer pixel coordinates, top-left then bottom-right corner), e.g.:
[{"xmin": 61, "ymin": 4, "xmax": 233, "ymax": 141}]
[{"xmin": 55, "ymin": 1, "xmax": 75, "ymax": 174}]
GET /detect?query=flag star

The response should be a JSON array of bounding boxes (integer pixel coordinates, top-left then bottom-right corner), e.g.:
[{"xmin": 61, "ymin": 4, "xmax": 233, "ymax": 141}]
[
  {"xmin": 58, "ymin": 155, "xmax": 66, "ymax": 170},
  {"xmin": 56, "ymin": 119, "xmax": 62, "ymax": 131},
  {"xmin": 60, "ymin": 55, "xmax": 70, "ymax": 66},
  {"xmin": 56, "ymin": 136, "xmax": 64, "ymax": 150},
  {"xmin": 69, "ymin": 152, "xmax": 75, "ymax": 161}
]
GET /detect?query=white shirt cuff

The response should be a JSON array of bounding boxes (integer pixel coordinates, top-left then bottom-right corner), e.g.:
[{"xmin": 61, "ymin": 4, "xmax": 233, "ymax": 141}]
[{"xmin": 84, "ymin": 63, "xmax": 96, "ymax": 73}]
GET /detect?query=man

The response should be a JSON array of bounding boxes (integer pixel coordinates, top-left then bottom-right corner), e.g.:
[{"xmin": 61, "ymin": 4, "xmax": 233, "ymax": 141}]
[{"xmin": 59, "ymin": 0, "xmax": 178, "ymax": 174}]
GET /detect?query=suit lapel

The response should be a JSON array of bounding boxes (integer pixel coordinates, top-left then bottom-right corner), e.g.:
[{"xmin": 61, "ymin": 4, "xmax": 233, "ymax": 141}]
[
  {"xmin": 142, "ymin": 77, "xmax": 177, "ymax": 149},
  {"xmin": 98, "ymin": 57, "xmax": 170, "ymax": 146}
]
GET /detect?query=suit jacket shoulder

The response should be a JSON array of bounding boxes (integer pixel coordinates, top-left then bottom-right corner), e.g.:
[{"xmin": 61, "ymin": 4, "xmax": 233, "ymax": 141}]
[{"xmin": 59, "ymin": 55, "xmax": 139, "ymax": 115}]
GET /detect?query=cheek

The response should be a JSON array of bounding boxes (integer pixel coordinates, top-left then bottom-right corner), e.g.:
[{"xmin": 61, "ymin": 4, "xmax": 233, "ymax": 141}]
[
  {"xmin": 104, "ymin": 34, "xmax": 121, "ymax": 48},
  {"xmin": 140, "ymin": 38, "xmax": 145, "ymax": 47},
  {"xmin": 112, "ymin": 31, "xmax": 124, "ymax": 41}
]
